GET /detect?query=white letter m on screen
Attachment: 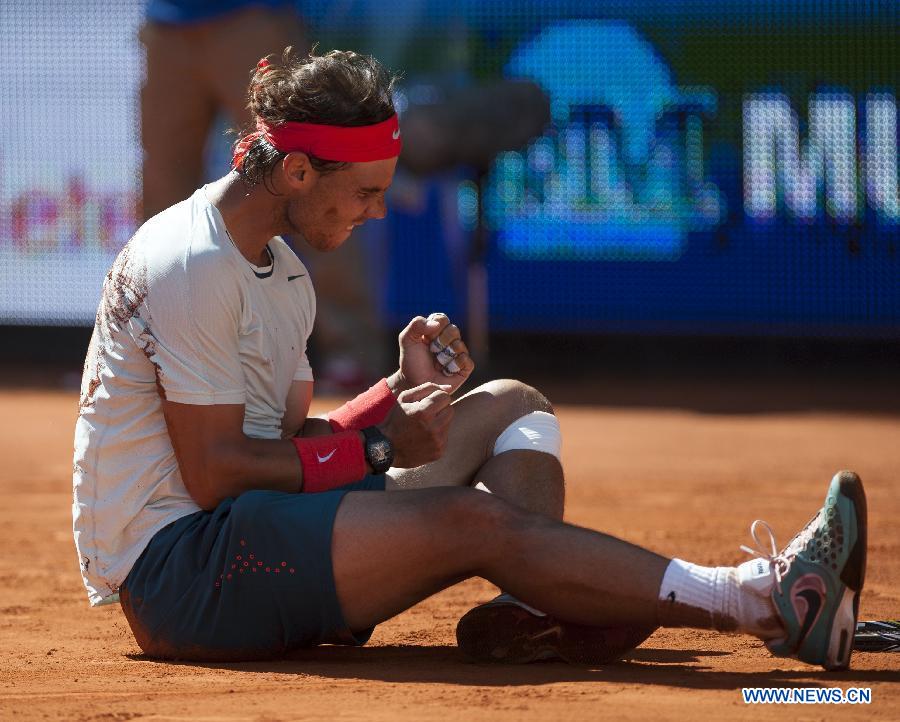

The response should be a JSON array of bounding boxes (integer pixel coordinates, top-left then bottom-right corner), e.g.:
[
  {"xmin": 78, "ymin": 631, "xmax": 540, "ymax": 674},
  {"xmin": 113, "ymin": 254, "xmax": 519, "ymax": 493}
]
[{"xmin": 744, "ymin": 92, "xmax": 859, "ymax": 221}]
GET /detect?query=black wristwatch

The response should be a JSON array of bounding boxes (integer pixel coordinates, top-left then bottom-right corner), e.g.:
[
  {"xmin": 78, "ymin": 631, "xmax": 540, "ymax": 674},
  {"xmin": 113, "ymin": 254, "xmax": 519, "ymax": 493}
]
[{"xmin": 362, "ymin": 426, "xmax": 394, "ymax": 474}]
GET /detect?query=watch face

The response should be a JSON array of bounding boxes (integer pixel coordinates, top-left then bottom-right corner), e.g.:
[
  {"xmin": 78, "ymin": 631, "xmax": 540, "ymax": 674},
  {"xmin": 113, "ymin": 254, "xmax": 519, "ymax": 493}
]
[{"xmin": 370, "ymin": 440, "xmax": 391, "ymax": 466}]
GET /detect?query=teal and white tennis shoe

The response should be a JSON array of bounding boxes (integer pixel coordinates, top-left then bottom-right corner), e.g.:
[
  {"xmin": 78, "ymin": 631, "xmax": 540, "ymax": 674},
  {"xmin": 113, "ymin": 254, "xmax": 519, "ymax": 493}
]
[{"xmin": 740, "ymin": 470, "xmax": 867, "ymax": 670}]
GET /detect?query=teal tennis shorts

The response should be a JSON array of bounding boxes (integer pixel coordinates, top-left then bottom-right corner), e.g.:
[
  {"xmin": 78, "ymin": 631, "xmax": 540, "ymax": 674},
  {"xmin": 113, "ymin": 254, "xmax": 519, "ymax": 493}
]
[{"xmin": 120, "ymin": 475, "xmax": 386, "ymax": 661}]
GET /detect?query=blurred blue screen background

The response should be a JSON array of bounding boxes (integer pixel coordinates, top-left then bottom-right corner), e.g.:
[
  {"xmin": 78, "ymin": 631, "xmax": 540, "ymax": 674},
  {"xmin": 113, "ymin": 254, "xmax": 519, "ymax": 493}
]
[{"xmin": 1, "ymin": 0, "xmax": 897, "ymax": 336}]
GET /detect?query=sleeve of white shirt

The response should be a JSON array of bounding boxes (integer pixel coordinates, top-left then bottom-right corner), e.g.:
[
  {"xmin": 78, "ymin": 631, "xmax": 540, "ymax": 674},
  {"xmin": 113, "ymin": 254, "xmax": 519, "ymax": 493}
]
[
  {"xmin": 292, "ymin": 350, "xmax": 314, "ymax": 382},
  {"xmin": 139, "ymin": 243, "xmax": 247, "ymax": 406},
  {"xmin": 291, "ymin": 272, "xmax": 316, "ymax": 383}
]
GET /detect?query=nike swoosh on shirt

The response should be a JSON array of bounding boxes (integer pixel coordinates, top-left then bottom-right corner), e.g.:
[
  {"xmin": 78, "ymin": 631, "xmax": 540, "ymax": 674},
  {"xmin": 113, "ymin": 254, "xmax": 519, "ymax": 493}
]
[
  {"xmin": 317, "ymin": 449, "xmax": 336, "ymax": 463},
  {"xmin": 287, "ymin": 274, "xmax": 305, "ymax": 281}
]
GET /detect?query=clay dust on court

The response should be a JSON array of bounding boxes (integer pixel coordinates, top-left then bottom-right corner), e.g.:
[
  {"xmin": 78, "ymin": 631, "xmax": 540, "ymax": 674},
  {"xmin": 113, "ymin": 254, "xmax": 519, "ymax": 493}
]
[{"xmin": 1, "ymin": 388, "xmax": 898, "ymax": 720}]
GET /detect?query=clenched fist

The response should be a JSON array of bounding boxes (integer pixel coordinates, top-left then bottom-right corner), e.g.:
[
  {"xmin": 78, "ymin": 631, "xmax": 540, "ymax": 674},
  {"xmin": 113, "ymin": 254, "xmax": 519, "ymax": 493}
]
[{"xmin": 391, "ymin": 313, "xmax": 475, "ymax": 396}]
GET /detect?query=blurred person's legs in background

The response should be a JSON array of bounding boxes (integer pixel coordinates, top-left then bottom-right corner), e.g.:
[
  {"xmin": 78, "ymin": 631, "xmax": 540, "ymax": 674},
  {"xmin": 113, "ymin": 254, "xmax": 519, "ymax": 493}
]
[
  {"xmin": 140, "ymin": 5, "xmax": 305, "ymax": 219},
  {"xmin": 140, "ymin": 20, "xmax": 216, "ymax": 221},
  {"xmin": 141, "ymin": 6, "xmax": 386, "ymax": 385}
]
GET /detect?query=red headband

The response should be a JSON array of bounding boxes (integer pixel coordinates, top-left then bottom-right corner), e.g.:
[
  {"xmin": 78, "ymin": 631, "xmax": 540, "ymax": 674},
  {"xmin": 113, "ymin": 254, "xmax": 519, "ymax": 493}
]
[{"xmin": 232, "ymin": 114, "xmax": 402, "ymax": 169}]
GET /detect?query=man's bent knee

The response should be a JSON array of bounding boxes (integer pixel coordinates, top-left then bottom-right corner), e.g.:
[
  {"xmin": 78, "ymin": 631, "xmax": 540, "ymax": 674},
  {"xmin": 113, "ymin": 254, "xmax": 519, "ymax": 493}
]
[
  {"xmin": 477, "ymin": 378, "xmax": 553, "ymax": 420},
  {"xmin": 462, "ymin": 379, "xmax": 555, "ymax": 451},
  {"xmin": 474, "ymin": 380, "xmax": 560, "ymax": 464}
]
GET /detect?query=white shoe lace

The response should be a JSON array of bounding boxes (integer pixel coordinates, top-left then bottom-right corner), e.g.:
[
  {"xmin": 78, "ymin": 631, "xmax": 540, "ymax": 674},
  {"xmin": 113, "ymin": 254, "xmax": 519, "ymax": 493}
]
[
  {"xmin": 740, "ymin": 520, "xmax": 788, "ymax": 595},
  {"xmin": 740, "ymin": 512, "xmax": 822, "ymax": 596}
]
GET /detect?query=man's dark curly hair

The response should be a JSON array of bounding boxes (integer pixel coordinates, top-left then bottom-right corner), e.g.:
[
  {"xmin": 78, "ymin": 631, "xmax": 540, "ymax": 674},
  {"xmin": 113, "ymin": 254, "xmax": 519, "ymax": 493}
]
[{"xmin": 235, "ymin": 47, "xmax": 398, "ymax": 191}]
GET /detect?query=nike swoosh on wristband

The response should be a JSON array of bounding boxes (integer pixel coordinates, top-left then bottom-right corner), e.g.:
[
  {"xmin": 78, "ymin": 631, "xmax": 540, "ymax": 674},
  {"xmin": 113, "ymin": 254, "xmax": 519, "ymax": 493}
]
[
  {"xmin": 317, "ymin": 449, "xmax": 336, "ymax": 463},
  {"xmin": 392, "ymin": 129, "xmax": 401, "ymax": 139}
]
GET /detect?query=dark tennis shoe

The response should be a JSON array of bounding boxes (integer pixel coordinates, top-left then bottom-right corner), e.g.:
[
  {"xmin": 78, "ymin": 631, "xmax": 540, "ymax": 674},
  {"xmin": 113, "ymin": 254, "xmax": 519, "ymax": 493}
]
[{"xmin": 455, "ymin": 594, "xmax": 655, "ymax": 665}]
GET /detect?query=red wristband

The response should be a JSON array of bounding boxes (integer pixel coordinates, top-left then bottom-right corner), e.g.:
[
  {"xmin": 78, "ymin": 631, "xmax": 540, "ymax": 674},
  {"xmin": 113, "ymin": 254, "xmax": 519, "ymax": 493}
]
[
  {"xmin": 327, "ymin": 378, "xmax": 397, "ymax": 432},
  {"xmin": 291, "ymin": 431, "xmax": 367, "ymax": 493}
]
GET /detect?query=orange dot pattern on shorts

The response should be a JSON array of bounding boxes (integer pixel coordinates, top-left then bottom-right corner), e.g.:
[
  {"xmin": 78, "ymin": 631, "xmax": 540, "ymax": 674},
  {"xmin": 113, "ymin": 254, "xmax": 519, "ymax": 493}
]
[{"xmin": 216, "ymin": 539, "xmax": 297, "ymax": 588}]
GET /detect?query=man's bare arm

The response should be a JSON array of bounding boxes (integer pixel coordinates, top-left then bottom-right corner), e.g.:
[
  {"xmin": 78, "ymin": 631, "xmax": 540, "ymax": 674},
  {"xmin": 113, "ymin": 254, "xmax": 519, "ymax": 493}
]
[
  {"xmin": 162, "ymin": 378, "xmax": 452, "ymax": 511},
  {"xmin": 281, "ymin": 379, "xmax": 325, "ymax": 438},
  {"xmin": 162, "ymin": 399, "xmax": 309, "ymax": 511},
  {"xmin": 289, "ymin": 371, "xmax": 410, "ymax": 438}
]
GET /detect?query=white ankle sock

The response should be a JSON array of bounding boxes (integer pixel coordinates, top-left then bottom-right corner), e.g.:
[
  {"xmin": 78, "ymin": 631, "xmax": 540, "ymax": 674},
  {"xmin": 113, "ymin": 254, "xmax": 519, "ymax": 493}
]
[{"xmin": 657, "ymin": 558, "xmax": 783, "ymax": 638}]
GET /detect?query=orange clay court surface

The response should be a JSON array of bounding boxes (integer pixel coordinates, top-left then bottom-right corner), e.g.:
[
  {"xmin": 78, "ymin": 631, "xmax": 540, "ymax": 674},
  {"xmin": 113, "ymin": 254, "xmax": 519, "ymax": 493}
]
[{"xmin": 1, "ymin": 383, "xmax": 898, "ymax": 720}]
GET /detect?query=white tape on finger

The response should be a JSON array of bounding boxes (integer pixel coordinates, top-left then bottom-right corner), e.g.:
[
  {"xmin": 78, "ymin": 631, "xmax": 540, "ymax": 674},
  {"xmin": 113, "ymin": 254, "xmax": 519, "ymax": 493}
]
[
  {"xmin": 430, "ymin": 338, "xmax": 446, "ymax": 354},
  {"xmin": 493, "ymin": 411, "xmax": 561, "ymax": 460},
  {"xmin": 435, "ymin": 346, "xmax": 457, "ymax": 365}
]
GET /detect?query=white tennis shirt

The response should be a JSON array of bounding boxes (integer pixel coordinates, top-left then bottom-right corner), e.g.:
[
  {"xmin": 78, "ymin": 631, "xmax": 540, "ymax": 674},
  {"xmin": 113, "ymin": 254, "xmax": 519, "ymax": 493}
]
[{"xmin": 73, "ymin": 187, "xmax": 316, "ymax": 605}]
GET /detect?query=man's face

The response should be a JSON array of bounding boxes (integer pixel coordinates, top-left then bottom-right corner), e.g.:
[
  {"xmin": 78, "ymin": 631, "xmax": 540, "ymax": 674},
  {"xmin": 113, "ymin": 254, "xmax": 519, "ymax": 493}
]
[{"xmin": 285, "ymin": 157, "xmax": 397, "ymax": 251}]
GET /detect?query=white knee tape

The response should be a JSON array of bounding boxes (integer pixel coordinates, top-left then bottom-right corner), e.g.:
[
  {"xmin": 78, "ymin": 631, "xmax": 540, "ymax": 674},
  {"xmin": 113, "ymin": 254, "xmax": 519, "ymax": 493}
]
[{"xmin": 492, "ymin": 411, "xmax": 561, "ymax": 460}]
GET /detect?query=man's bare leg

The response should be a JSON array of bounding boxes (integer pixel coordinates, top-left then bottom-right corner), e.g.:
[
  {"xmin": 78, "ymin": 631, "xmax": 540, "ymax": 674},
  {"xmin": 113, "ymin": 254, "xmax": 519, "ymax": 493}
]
[
  {"xmin": 332, "ymin": 487, "xmax": 668, "ymax": 632},
  {"xmin": 335, "ymin": 472, "xmax": 867, "ymax": 671},
  {"xmin": 387, "ymin": 379, "xmax": 564, "ymax": 519},
  {"xmin": 475, "ymin": 450, "xmax": 564, "ymax": 519},
  {"xmin": 384, "ymin": 378, "xmax": 621, "ymax": 662}
]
